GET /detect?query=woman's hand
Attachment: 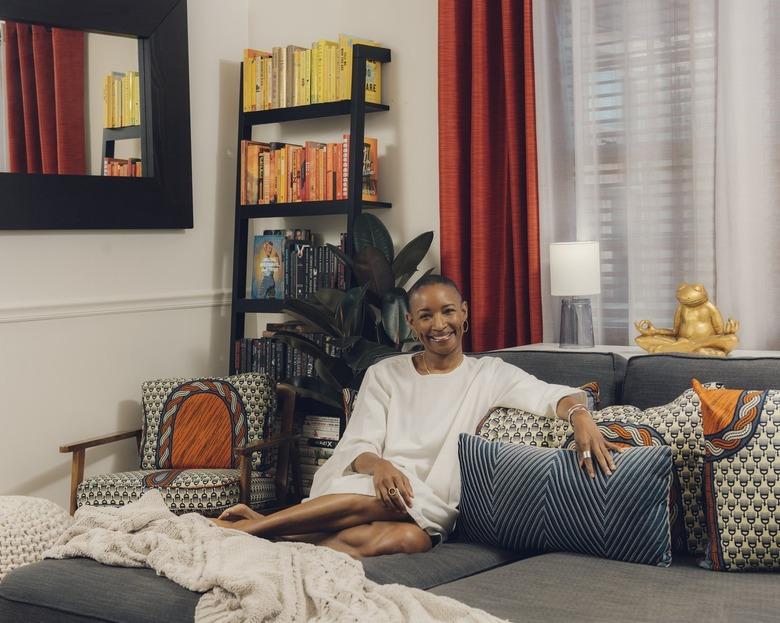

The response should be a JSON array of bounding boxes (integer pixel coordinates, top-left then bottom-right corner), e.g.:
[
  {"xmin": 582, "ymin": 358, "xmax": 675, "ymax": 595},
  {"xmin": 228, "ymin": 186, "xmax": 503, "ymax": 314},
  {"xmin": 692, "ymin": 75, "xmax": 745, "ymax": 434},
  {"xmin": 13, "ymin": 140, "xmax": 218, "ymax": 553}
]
[
  {"xmin": 571, "ymin": 411, "xmax": 623, "ymax": 478},
  {"xmin": 211, "ymin": 517, "xmax": 256, "ymax": 532},
  {"xmin": 372, "ymin": 458, "xmax": 414, "ymax": 513},
  {"xmin": 217, "ymin": 503, "xmax": 262, "ymax": 522}
]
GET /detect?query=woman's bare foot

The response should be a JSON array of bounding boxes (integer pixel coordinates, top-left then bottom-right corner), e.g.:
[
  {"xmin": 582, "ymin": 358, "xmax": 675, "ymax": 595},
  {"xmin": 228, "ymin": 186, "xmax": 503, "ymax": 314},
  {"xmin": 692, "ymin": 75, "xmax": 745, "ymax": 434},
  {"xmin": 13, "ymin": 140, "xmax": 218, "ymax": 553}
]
[{"xmin": 217, "ymin": 503, "xmax": 264, "ymax": 522}]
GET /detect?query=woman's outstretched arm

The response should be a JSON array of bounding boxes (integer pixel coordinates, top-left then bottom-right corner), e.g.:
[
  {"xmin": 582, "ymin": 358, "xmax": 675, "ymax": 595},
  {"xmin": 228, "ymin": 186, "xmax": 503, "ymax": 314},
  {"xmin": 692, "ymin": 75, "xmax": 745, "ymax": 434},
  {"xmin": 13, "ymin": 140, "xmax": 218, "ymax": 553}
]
[{"xmin": 555, "ymin": 394, "xmax": 621, "ymax": 478}]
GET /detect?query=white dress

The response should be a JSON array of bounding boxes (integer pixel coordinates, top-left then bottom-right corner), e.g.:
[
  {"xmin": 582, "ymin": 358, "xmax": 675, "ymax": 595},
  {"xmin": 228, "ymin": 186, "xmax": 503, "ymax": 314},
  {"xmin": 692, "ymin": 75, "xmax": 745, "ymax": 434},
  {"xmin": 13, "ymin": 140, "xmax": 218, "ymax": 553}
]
[{"xmin": 307, "ymin": 354, "xmax": 583, "ymax": 541}]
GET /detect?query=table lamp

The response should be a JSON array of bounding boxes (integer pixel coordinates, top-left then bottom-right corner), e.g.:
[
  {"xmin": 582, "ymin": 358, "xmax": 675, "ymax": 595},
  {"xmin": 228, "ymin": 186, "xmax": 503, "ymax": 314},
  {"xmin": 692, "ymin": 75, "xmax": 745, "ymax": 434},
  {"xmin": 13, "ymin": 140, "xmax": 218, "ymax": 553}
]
[{"xmin": 549, "ymin": 241, "xmax": 601, "ymax": 348}]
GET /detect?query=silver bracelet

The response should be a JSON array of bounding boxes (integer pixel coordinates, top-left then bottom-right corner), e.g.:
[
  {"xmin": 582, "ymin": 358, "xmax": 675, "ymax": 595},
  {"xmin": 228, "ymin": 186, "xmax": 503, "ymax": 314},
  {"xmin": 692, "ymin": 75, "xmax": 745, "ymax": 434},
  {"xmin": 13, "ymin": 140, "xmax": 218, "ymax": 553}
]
[{"xmin": 566, "ymin": 404, "xmax": 590, "ymax": 426}]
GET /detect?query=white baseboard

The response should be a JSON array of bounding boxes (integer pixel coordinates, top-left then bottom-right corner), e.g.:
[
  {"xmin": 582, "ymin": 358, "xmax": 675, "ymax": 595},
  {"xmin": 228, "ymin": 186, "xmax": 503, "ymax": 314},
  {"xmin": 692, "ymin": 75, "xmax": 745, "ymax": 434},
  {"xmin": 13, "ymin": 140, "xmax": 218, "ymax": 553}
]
[{"xmin": 0, "ymin": 290, "xmax": 232, "ymax": 324}]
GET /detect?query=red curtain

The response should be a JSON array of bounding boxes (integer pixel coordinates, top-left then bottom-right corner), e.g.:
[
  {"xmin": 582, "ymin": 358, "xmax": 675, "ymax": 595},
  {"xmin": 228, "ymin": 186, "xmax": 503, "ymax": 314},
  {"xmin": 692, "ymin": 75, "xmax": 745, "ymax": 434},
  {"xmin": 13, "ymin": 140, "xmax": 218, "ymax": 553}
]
[
  {"xmin": 3, "ymin": 22, "xmax": 85, "ymax": 174},
  {"xmin": 438, "ymin": 0, "xmax": 542, "ymax": 351}
]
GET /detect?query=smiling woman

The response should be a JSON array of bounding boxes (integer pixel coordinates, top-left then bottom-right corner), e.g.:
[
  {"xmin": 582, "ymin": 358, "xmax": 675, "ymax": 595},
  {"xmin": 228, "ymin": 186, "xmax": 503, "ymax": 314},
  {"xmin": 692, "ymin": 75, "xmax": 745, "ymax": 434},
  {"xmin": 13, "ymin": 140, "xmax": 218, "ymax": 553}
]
[{"xmin": 212, "ymin": 274, "xmax": 619, "ymax": 558}]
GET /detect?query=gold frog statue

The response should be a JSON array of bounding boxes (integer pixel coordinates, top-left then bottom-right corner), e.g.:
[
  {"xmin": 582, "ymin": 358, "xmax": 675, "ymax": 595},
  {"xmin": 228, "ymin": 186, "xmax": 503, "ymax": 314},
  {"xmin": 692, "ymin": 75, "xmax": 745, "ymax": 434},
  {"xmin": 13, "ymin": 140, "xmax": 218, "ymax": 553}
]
[{"xmin": 634, "ymin": 283, "xmax": 739, "ymax": 357}]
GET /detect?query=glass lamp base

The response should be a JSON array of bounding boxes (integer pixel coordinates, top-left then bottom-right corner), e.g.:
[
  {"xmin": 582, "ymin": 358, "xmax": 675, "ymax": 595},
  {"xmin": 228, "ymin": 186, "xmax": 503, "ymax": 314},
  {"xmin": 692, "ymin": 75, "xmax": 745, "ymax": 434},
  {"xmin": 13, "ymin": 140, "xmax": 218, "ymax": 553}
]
[{"xmin": 559, "ymin": 297, "xmax": 595, "ymax": 348}]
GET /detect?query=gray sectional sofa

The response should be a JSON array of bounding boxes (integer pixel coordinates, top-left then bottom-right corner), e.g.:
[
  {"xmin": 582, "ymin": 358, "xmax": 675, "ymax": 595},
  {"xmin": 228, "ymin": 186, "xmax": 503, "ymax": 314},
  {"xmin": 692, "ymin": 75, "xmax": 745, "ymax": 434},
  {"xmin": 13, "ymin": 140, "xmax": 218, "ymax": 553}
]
[{"xmin": 2, "ymin": 350, "xmax": 779, "ymax": 622}]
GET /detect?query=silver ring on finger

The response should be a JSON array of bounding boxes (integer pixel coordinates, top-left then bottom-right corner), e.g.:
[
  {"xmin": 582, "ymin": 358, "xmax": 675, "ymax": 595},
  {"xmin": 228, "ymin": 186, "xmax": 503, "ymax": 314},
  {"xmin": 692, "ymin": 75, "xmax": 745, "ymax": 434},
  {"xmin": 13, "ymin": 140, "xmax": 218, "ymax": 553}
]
[
  {"xmin": 582, "ymin": 450, "xmax": 592, "ymax": 460},
  {"xmin": 387, "ymin": 486, "xmax": 398, "ymax": 497}
]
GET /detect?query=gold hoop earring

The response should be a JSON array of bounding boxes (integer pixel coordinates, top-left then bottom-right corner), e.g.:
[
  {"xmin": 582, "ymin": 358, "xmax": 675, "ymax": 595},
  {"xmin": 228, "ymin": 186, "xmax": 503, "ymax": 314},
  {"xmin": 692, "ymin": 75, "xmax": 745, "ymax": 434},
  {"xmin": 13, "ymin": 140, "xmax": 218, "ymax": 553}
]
[{"xmin": 462, "ymin": 320, "xmax": 469, "ymax": 334}]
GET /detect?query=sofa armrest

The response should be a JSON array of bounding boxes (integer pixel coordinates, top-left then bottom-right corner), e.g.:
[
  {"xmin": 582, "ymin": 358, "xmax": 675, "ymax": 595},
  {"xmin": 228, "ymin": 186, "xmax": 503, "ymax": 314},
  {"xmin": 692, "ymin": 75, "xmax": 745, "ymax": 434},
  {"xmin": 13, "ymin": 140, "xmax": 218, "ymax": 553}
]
[{"xmin": 59, "ymin": 429, "xmax": 143, "ymax": 516}]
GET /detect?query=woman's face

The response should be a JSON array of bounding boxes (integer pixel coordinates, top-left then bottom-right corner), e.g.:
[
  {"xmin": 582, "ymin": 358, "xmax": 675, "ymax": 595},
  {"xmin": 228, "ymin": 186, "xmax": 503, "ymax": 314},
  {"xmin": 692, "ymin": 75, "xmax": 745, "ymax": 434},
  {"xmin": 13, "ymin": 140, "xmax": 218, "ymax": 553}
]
[{"xmin": 406, "ymin": 284, "xmax": 468, "ymax": 358}]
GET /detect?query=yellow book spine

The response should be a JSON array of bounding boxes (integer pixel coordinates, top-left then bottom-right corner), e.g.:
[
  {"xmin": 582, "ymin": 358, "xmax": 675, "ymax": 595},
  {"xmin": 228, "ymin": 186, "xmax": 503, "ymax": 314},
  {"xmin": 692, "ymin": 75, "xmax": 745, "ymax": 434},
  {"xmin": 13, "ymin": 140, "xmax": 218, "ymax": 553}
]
[
  {"xmin": 132, "ymin": 72, "xmax": 140, "ymax": 125},
  {"xmin": 103, "ymin": 74, "xmax": 111, "ymax": 128},
  {"xmin": 303, "ymin": 49, "xmax": 311, "ymax": 105}
]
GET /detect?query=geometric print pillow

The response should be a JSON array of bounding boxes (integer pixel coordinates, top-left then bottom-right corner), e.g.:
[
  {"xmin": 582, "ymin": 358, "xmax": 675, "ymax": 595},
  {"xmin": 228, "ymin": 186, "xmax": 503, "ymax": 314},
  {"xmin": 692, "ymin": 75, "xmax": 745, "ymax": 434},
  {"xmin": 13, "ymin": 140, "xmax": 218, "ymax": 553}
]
[
  {"xmin": 475, "ymin": 382, "xmax": 601, "ymax": 448},
  {"xmin": 562, "ymin": 420, "xmax": 687, "ymax": 554},
  {"xmin": 139, "ymin": 373, "xmax": 276, "ymax": 472},
  {"xmin": 458, "ymin": 433, "xmax": 674, "ymax": 567},
  {"xmin": 595, "ymin": 387, "xmax": 714, "ymax": 556},
  {"xmin": 692, "ymin": 379, "xmax": 780, "ymax": 571}
]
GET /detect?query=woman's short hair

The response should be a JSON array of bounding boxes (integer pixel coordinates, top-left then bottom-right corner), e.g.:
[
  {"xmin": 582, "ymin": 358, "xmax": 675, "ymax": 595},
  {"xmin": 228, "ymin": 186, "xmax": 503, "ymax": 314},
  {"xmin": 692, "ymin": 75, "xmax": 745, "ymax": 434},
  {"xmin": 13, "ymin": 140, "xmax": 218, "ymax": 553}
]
[{"xmin": 407, "ymin": 274, "xmax": 463, "ymax": 303}]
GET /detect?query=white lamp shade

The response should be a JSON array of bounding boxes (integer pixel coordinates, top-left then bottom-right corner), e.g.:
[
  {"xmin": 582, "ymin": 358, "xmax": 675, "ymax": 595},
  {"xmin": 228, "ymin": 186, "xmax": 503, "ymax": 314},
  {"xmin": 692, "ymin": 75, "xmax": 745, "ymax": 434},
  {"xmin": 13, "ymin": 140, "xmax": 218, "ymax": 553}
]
[{"xmin": 550, "ymin": 241, "xmax": 601, "ymax": 296}]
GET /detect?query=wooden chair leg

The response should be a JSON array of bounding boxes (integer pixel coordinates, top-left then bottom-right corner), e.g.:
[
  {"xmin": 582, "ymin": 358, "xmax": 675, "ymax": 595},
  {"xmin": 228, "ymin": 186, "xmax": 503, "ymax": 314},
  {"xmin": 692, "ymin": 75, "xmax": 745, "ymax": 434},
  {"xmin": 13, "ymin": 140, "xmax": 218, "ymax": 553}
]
[
  {"xmin": 69, "ymin": 449, "xmax": 85, "ymax": 515},
  {"xmin": 239, "ymin": 454, "xmax": 250, "ymax": 506}
]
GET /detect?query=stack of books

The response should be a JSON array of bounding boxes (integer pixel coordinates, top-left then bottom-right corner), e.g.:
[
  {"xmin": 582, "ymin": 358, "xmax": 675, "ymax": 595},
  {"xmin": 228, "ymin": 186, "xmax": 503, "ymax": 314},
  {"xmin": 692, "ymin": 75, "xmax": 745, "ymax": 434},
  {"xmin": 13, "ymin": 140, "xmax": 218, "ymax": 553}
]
[
  {"xmin": 250, "ymin": 230, "xmax": 348, "ymax": 301},
  {"xmin": 298, "ymin": 415, "xmax": 340, "ymax": 496},
  {"xmin": 240, "ymin": 135, "xmax": 378, "ymax": 205},
  {"xmin": 242, "ymin": 34, "xmax": 382, "ymax": 112},
  {"xmin": 103, "ymin": 70, "xmax": 140, "ymax": 128}
]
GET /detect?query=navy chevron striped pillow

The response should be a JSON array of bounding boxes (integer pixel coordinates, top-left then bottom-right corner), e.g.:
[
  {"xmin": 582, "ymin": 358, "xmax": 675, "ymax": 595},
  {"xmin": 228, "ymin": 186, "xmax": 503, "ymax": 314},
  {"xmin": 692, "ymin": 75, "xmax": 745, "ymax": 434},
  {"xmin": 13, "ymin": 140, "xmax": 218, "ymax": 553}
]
[{"xmin": 457, "ymin": 433, "xmax": 673, "ymax": 566}]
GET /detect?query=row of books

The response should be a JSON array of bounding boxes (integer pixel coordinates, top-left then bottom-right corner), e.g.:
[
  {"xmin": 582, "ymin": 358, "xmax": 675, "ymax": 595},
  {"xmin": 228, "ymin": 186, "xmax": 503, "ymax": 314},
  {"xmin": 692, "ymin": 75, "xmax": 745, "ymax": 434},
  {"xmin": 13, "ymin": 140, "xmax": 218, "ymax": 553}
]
[
  {"xmin": 242, "ymin": 34, "xmax": 381, "ymax": 112},
  {"xmin": 240, "ymin": 135, "xmax": 378, "ymax": 205},
  {"xmin": 251, "ymin": 231, "xmax": 348, "ymax": 300},
  {"xmin": 103, "ymin": 71, "xmax": 140, "ymax": 129},
  {"xmin": 233, "ymin": 331, "xmax": 338, "ymax": 381},
  {"xmin": 296, "ymin": 415, "xmax": 340, "ymax": 496},
  {"xmin": 103, "ymin": 157, "xmax": 142, "ymax": 177}
]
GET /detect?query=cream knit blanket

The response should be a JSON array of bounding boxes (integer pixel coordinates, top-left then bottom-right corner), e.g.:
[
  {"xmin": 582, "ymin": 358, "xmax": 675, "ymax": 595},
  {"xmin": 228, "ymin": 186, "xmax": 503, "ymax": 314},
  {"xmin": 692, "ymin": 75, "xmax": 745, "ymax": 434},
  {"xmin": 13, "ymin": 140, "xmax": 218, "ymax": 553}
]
[{"xmin": 45, "ymin": 491, "xmax": 505, "ymax": 623}]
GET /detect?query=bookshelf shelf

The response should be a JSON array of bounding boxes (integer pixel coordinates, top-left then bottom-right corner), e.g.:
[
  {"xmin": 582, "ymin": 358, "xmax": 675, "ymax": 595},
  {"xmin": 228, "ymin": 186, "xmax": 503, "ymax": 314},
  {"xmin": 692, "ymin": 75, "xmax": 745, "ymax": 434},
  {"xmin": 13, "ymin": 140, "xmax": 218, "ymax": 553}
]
[
  {"xmin": 229, "ymin": 44, "xmax": 392, "ymax": 375},
  {"xmin": 102, "ymin": 125, "xmax": 143, "ymax": 140},
  {"xmin": 234, "ymin": 298, "xmax": 286, "ymax": 314},
  {"xmin": 240, "ymin": 200, "xmax": 391, "ymax": 219},
  {"xmin": 242, "ymin": 101, "xmax": 389, "ymax": 126}
]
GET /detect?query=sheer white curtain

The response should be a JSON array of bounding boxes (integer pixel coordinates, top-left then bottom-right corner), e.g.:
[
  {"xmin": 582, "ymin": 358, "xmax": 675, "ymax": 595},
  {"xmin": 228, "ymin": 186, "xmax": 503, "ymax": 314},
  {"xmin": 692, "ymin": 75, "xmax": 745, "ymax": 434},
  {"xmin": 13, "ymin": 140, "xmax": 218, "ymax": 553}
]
[{"xmin": 535, "ymin": 0, "xmax": 780, "ymax": 349}]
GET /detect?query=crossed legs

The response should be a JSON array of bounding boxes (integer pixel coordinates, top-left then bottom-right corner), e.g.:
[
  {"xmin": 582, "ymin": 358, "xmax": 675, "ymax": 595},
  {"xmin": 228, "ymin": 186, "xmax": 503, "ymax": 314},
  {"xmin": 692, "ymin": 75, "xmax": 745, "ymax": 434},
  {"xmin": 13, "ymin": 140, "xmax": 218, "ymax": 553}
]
[{"xmin": 213, "ymin": 494, "xmax": 433, "ymax": 559}]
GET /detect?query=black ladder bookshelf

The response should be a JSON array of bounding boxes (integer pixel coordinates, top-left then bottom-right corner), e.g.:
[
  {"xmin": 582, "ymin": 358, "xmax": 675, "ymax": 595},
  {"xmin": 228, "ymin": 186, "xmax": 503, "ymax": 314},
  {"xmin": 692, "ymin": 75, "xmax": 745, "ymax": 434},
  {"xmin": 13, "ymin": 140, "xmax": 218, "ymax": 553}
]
[{"xmin": 228, "ymin": 44, "xmax": 392, "ymax": 374}]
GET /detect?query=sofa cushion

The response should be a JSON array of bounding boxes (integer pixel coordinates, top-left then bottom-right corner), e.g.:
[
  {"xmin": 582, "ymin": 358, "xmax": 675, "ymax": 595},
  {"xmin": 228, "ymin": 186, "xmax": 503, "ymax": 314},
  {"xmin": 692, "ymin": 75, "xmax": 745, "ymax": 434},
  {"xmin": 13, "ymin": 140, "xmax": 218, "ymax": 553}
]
[
  {"xmin": 458, "ymin": 434, "xmax": 673, "ymax": 566},
  {"xmin": 362, "ymin": 540, "xmax": 525, "ymax": 589},
  {"xmin": 0, "ymin": 558, "xmax": 197, "ymax": 623},
  {"xmin": 561, "ymin": 420, "xmax": 688, "ymax": 553},
  {"xmin": 693, "ymin": 380, "xmax": 780, "ymax": 571},
  {"xmin": 622, "ymin": 353, "xmax": 780, "ymax": 409},
  {"xmin": 140, "ymin": 373, "xmax": 276, "ymax": 471},
  {"xmin": 475, "ymin": 350, "xmax": 626, "ymax": 407},
  {"xmin": 77, "ymin": 469, "xmax": 276, "ymax": 516},
  {"xmin": 596, "ymin": 388, "xmax": 708, "ymax": 555},
  {"xmin": 430, "ymin": 552, "xmax": 780, "ymax": 623}
]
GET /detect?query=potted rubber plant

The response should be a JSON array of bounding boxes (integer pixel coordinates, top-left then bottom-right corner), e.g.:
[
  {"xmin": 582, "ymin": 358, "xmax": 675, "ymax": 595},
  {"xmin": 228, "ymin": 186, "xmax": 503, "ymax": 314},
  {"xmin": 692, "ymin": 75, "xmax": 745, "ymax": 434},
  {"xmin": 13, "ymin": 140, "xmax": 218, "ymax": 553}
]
[{"xmin": 275, "ymin": 213, "xmax": 434, "ymax": 407}]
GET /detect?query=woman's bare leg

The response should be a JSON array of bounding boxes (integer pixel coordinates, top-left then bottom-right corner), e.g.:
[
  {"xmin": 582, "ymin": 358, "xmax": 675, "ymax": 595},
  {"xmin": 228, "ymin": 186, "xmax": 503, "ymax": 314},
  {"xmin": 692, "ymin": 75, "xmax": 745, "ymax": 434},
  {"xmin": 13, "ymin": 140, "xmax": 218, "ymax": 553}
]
[
  {"xmin": 214, "ymin": 493, "xmax": 407, "ymax": 537},
  {"xmin": 314, "ymin": 521, "xmax": 433, "ymax": 559}
]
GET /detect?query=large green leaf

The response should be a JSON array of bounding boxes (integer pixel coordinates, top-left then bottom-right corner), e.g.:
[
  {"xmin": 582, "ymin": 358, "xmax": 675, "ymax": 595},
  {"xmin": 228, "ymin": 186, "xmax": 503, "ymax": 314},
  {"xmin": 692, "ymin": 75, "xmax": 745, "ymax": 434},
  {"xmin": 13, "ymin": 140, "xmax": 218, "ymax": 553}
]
[
  {"xmin": 285, "ymin": 376, "xmax": 342, "ymax": 409},
  {"xmin": 353, "ymin": 213, "xmax": 394, "ymax": 263},
  {"xmin": 326, "ymin": 243, "xmax": 353, "ymax": 269},
  {"xmin": 336, "ymin": 285, "xmax": 368, "ymax": 336},
  {"xmin": 381, "ymin": 288, "xmax": 411, "ymax": 345},
  {"xmin": 282, "ymin": 299, "xmax": 341, "ymax": 337},
  {"xmin": 392, "ymin": 231, "xmax": 434, "ymax": 280},
  {"xmin": 353, "ymin": 247, "xmax": 394, "ymax": 297},
  {"xmin": 395, "ymin": 270, "xmax": 415, "ymax": 289},
  {"xmin": 329, "ymin": 335, "xmax": 362, "ymax": 349},
  {"xmin": 273, "ymin": 331, "xmax": 331, "ymax": 362},
  {"xmin": 314, "ymin": 359, "xmax": 345, "ymax": 394},
  {"xmin": 315, "ymin": 288, "xmax": 346, "ymax": 314}
]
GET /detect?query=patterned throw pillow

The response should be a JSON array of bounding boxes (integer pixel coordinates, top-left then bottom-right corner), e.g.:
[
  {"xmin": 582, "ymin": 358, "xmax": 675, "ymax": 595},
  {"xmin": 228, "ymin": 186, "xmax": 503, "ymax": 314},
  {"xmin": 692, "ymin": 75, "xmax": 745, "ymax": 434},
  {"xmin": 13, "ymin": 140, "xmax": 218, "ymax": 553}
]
[
  {"xmin": 692, "ymin": 379, "xmax": 780, "ymax": 571},
  {"xmin": 458, "ymin": 434, "xmax": 673, "ymax": 566},
  {"xmin": 562, "ymin": 421, "xmax": 687, "ymax": 554},
  {"xmin": 140, "ymin": 373, "xmax": 276, "ymax": 472},
  {"xmin": 475, "ymin": 382, "xmax": 601, "ymax": 447},
  {"xmin": 595, "ymin": 387, "xmax": 712, "ymax": 556}
]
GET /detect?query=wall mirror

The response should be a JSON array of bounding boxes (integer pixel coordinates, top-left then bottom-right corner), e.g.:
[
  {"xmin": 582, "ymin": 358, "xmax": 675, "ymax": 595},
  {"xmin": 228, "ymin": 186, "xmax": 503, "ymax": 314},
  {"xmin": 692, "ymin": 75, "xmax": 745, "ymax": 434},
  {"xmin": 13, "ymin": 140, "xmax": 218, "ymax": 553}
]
[{"xmin": 0, "ymin": 0, "xmax": 192, "ymax": 229}]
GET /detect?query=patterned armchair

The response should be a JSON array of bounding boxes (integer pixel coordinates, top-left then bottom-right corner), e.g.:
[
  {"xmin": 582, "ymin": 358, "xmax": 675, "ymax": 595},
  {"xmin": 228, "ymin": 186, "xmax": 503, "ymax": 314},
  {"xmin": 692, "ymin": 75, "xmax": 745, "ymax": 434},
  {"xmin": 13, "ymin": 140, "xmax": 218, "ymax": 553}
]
[{"xmin": 59, "ymin": 373, "xmax": 301, "ymax": 516}]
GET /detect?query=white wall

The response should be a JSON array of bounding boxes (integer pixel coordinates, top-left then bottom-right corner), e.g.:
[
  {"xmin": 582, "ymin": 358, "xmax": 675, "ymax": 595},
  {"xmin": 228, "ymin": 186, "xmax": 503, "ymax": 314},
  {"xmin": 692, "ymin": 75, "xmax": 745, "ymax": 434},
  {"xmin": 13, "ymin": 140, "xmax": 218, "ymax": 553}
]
[
  {"xmin": 0, "ymin": 0, "xmax": 249, "ymax": 509},
  {"xmin": 0, "ymin": 0, "xmax": 439, "ymax": 510}
]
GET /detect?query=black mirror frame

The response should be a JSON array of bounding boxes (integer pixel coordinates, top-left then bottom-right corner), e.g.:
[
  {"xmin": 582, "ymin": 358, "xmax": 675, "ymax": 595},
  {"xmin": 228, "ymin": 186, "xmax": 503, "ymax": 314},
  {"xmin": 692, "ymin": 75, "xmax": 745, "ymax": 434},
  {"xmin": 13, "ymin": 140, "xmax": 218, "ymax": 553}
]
[{"xmin": 0, "ymin": 0, "xmax": 193, "ymax": 229}]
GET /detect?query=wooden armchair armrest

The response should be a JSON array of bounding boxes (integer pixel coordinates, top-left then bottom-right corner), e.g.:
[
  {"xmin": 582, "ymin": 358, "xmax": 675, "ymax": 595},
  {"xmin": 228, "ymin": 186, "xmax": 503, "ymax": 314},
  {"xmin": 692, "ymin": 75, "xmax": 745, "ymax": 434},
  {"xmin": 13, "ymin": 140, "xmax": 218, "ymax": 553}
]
[
  {"xmin": 236, "ymin": 383, "xmax": 303, "ymax": 506},
  {"xmin": 60, "ymin": 429, "xmax": 143, "ymax": 454},
  {"xmin": 60, "ymin": 428, "xmax": 143, "ymax": 516}
]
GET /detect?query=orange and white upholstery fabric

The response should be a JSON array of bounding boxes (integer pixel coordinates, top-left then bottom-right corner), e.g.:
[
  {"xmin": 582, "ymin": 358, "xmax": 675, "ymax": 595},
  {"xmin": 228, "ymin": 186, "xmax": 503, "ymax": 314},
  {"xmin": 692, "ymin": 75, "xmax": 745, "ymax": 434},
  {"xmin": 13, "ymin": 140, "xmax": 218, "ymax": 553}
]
[{"xmin": 77, "ymin": 373, "xmax": 278, "ymax": 516}]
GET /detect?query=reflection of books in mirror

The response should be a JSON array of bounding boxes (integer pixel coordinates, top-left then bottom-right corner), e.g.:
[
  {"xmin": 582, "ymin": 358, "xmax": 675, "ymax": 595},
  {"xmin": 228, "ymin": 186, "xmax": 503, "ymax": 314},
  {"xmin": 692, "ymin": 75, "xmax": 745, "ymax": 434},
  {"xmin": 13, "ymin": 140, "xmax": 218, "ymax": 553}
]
[
  {"xmin": 251, "ymin": 234, "xmax": 286, "ymax": 300},
  {"xmin": 103, "ymin": 70, "xmax": 141, "ymax": 128},
  {"xmin": 103, "ymin": 157, "xmax": 142, "ymax": 177}
]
